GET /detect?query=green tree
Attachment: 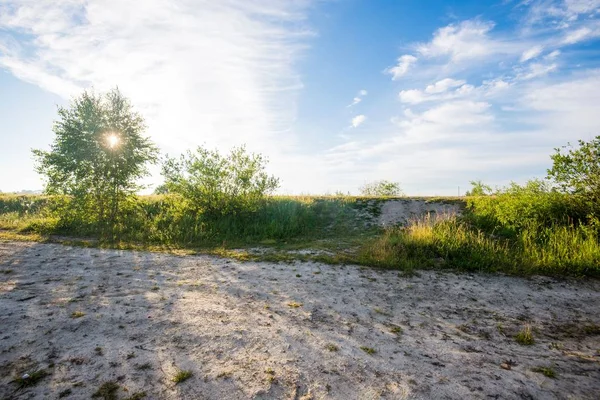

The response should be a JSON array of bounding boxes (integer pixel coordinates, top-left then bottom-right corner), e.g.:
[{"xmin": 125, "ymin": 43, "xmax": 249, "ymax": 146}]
[
  {"xmin": 162, "ymin": 145, "xmax": 279, "ymax": 216},
  {"xmin": 547, "ymin": 136, "xmax": 600, "ymax": 216},
  {"xmin": 32, "ymin": 88, "xmax": 158, "ymax": 236},
  {"xmin": 465, "ymin": 180, "xmax": 493, "ymax": 196},
  {"xmin": 359, "ymin": 180, "xmax": 403, "ymax": 197}
]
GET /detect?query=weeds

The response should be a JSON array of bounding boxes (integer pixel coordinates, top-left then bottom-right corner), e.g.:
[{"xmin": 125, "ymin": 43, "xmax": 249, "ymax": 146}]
[
  {"xmin": 71, "ymin": 311, "xmax": 85, "ymax": 318},
  {"xmin": 390, "ymin": 325, "xmax": 403, "ymax": 334},
  {"xmin": 92, "ymin": 381, "xmax": 120, "ymax": 400},
  {"xmin": 515, "ymin": 325, "xmax": 535, "ymax": 345},
  {"xmin": 172, "ymin": 369, "xmax": 193, "ymax": 383},
  {"xmin": 325, "ymin": 343, "xmax": 339, "ymax": 352},
  {"xmin": 13, "ymin": 369, "xmax": 49, "ymax": 388},
  {"xmin": 360, "ymin": 346, "xmax": 376, "ymax": 355},
  {"xmin": 532, "ymin": 366, "xmax": 557, "ymax": 378}
]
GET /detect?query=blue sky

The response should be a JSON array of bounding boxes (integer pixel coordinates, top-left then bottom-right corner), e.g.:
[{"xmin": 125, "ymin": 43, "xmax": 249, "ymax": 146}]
[{"xmin": 1, "ymin": 0, "xmax": 600, "ymax": 195}]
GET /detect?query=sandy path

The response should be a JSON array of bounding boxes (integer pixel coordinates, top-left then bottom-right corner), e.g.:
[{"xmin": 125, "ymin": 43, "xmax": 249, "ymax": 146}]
[{"xmin": 0, "ymin": 241, "xmax": 599, "ymax": 400}]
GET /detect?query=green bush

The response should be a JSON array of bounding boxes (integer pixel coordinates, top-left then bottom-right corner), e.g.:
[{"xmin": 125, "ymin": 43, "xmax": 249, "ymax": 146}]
[{"xmin": 465, "ymin": 180, "xmax": 581, "ymax": 236}]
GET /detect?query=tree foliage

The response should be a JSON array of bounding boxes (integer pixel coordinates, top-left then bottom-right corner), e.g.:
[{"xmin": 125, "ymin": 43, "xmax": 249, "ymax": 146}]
[
  {"xmin": 547, "ymin": 135, "xmax": 600, "ymax": 216},
  {"xmin": 161, "ymin": 145, "xmax": 279, "ymax": 216},
  {"xmin": 359, "ymin": 180, "xmax": 403, "ymax": 197},
  {"xmin": 465, "ymin": 180, "xmax": 493, "ymax": 196},
  {"xmin": 32, "ymin": 88, "xmax": 158, "ymax": 235}
]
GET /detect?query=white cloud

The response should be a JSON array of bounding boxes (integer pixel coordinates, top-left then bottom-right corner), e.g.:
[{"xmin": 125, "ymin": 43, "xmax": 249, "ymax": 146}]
[
  {"xmin": 545, "ymin": 50, "xmax": 561, "ymax": 60},
  {"xmin": 351, "ymin": 115, "xmax": 366, "ymax": 128},
  {"xmin": 517, "ymin": 62, "xmax": 558, "ymax": 80},
  {"xmin": 416, "ymin": 20, "xmax": 503, "ymax": 62},
  {"xmin": 0, "ymin": 0, "xmax": 315, "ymax": 157},
  {"xmin": 520, "ymin": 45, "xmax": 544, "ymax": 62},
  {"xmin": 347, "ymin": 89, "xmax": 368, "ymax": 107},
  {"xmin": 425, "ymin": 78, "xmax": 466, "ymax": 94},
  {"xmin": 565, "ymin": 0, "xmax": 600, "ymax": 16},
  {"xmin": 385, "ymin": 54, "xmax": 417, "ymax": 79},
  {"xmin": 562, "ymin": 26, "xmax": 594, "ymax": 43}
]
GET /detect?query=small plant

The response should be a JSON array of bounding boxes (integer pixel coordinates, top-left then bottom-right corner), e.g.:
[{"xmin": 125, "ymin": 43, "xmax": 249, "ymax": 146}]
[
  {"xmin": 360, "ymin": 346, "xmax": 376, "ymax": 355},
  {"xmin": 1, "ymin": 269, "xmax": 13, "ymax": 274},
  {"xmin": 92, "ymin": 381, "xmax": 120, "ymax": 400},
  {"xmin": 95, "ymin": 346, "xmax": 104, "ymax": 356},
  {"xmin": 13, "ymin": 369, "xmax": 49, "ymax": 388},
  {"xmin": 390, "ymin": 325, "xmax": 403, "ymax": 334},
  {"xmin": 325, "ymin": 343, "xmax": 339, "ymax": 352},
  {"xmin": 172, "ymin": 369, "xmax": 193, "ymax": 384},
  {"xmin": 71, "ymin": 311, "xmax": 85, "ymax": 318},
  {"xmin": 288, "ymin": 302, "xmax": 303, "ymax": 308},
  {"xmin": 515, "ymin": 325, "xmax": 535, "ymax": 345},
  {"xmin": 135, "ymin": 362, "xmax": 152, "ymax": 370},
  {"xmin": 150, "ymin": 285, "xmax": 159, "ymax": 291},
  {"xmin": 58, "ymin": 389, "xmax": 72, "ymax": 398},
  {"xmin": 532, "ymin": 366, "xmax": 557, "ymax": 378},
  {"xmin": 265, "ymin": 367, "xmax": 276, "ymax": 383},
  {"xmin": 296, "ymin": 274, "xmax": 302, "ymax": 278},
  {"xmin": 126, "ymin": 351, "xmax": 136, "ymax": 359}
]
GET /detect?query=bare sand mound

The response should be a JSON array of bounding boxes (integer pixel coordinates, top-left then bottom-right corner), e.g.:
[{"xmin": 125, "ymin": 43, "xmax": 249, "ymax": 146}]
[
  {"xmin": 378, "ymin": 200, "xmax": 463, "ymax": 227},
  {"xmin": 1, "ymin": 241, "xmax": 599, "ymax": 399}
]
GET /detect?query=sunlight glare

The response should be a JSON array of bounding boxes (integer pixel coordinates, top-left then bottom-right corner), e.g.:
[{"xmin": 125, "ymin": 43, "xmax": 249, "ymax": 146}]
[{"xmin": 106, "ymin": 133, "xmax": 121, "ymax": 149}]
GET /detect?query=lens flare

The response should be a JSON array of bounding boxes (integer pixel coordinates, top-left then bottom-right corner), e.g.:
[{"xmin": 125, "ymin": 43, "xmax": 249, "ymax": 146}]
[{"xmin": 106, "ymin": 133, "xmax": 120, "ymax": 149}]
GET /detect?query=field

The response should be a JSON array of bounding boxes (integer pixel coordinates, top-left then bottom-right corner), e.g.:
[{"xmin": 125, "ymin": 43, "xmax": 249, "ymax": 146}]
[{"xmin": 1, "ymin": 240, "xmax": 599, "ymax": 399}]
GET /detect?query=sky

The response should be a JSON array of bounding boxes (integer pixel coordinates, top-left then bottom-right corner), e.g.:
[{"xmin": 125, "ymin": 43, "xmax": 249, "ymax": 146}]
[{"xmin": 1, "ymin": 0, "xmax": 600, "ymax": 195}]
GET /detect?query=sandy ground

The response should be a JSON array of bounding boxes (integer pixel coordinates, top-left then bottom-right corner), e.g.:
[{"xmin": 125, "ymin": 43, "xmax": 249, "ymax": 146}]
[
  {"xmin": 378, "ymin": 200, "xmax": 463, "ymax": 227},
  {"xmin": 1, "ymin": 241, "xmax": 599, "ymax": 400}
]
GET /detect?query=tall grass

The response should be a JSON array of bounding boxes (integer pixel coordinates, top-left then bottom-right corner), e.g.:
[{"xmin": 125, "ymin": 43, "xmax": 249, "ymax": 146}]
[
  {"xmin": 0, "ymin": 194, "xmax": 365, "ymax": 246},
  {"xmin": 358, "ymin": 189, "xmax": 600, "ymax": 277}
]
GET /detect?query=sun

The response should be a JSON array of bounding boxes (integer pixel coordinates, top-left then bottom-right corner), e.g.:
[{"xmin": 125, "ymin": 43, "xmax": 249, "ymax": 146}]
[{"xmin": 106, "ymin": 133, "xmax": 121, "ymax": 149}]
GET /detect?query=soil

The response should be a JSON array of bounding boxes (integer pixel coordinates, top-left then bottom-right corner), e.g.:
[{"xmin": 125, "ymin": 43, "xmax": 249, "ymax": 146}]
[{"xmin": 1, "ymin": 240, "xmax": 599, "ymax": 399}]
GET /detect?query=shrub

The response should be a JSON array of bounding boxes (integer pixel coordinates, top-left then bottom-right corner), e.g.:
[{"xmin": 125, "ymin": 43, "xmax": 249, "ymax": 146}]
[
  {"xmin": 161, "ymin": 145, "xmax": 279, "ymax": 217},
  {"xmin": 359, "ymin": 180, "xmax": 403, "ymax": 197}
]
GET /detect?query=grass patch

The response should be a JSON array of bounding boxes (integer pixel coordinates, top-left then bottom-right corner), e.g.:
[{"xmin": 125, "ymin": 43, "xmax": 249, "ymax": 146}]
[
  {"xmin": 360, "ymin": 346, "xmax": 376, "ymax": 355},
  {"xmin": 135, "ymin": 362, "xmax": 152, "ymax": 370},
  {"xmin": 515, "ymin": 325, "xmax": 535, "ymax": 345},
  {"xmin": 390, "ymin": 325, "xmax": 403, "ymax": 334},
  {"xmin": 532, "ymin": 366, "xmax": 557, "ymax": 378},
  {"xmin": 92, "ymin": 381, "xmax": 120, "ymax": 400},
  {"xmin": 172, "ymin": 369, "xmax": 193, "ymax": 384},
  {"xmin": 13, "ymin": 369, "xmax": 49, "ymax": 388},
  {"xmin": 71, "ymin": 311, "xmax": 85, "ymax": 318},
  {"xmin": 325, "ymin": 343, "xmax": 339, "ymax": 352},
  {"xmin": 287, "ymin": 302, "xmax": 303, "ymax": 308}
]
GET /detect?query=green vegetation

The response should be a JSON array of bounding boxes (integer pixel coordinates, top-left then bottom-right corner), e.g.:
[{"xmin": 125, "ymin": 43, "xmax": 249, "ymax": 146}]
[
  {"xmin": 515, "ymin": 325, "xmax": 535, "ymax": 345},
  {"xmin": 359, "ymin": 180, "xmax": 403, "ymax": 196},
  {"xmin": 532, "ymin": 366, "xmax": 557, "ymax": 378},
  {"xmin": 13, "ymin": 369, "xmax": 49, "ymax": 388},
  {"xmin": 92, "ymin": 381, "xmax": 120, "ymax": 400},
  {"xmin": 355, "ymin": 136, "xmax": 600, "ymax": 277},
  {"xmin": 172, "ymin": 369, "xmax": 193, "ymax": 383},
  {"xmin": 32, "ymin": 88, "xmax": 158, "ymax": 241},
  {"xmin": 360, "ymin": 346, "xmax": 376, "ymax": 355}
]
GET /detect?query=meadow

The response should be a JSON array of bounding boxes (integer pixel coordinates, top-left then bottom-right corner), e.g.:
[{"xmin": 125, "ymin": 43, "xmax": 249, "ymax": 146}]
[{"xmin": 1, "ymin": 186, "xmax": 598, "ymax": 277}]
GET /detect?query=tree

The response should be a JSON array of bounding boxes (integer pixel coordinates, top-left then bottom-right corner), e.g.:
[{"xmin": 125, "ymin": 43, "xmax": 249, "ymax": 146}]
[
  {"xmin": 465, "ymin": 180, "xmax": 493, "ymax": 196},
  {"xmin": 33, "ymin": 88, "xmax": 158, "ymax": 236},
  {"xmin": 359, "ymin": 180, "xmax": 403, "ymax": 197},
  {"xmin": 547, "ymin": 135, "xmax": 600, "ymax": 215},
  {"xmin": 162, "ymin": 145, "xmax": 279, "ymax": 216}
]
